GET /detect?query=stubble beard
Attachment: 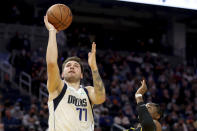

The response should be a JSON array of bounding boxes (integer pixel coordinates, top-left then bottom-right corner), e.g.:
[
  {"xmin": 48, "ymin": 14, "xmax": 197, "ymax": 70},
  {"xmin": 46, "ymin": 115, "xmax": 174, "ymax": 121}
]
[{"xmin": 64, "ymin": 75, "xmax": 80, "ymax": 83}]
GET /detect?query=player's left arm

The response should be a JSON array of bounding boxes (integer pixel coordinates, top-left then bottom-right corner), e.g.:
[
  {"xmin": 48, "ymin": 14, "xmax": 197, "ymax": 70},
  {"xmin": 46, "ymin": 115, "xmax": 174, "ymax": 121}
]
[{"xmin": 86, "ymin": 42, "xmax": 106, "ymax": 105}]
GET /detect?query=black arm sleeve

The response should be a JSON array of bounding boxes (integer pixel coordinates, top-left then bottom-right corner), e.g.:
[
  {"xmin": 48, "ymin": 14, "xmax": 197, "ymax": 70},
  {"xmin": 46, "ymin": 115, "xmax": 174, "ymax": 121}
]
[{"xmin": 136, "ymin": 102, "xmax": 156, "ymax": 131}]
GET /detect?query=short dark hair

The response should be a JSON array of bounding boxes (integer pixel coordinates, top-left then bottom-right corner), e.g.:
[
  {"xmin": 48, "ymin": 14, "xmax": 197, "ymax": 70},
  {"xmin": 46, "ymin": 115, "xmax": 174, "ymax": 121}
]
[
  {"xmin": 62, "ymin": 56, "xmax": 84, "ymax": 73},
  {"xmin": 152, "ymin": 103, "xmax": 163, "ymax": 119}
]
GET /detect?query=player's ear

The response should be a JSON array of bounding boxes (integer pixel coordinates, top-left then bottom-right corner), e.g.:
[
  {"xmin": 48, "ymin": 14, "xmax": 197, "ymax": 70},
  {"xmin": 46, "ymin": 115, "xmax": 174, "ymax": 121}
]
[{"xmin": 155, "ymin": 113, "xmax": 160, "ymax": 120}]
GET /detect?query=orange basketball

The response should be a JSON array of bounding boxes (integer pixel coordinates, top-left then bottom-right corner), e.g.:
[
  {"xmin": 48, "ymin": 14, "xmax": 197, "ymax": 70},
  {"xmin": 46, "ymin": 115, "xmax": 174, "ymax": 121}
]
[{"xmin": 46, "ymin": 4, "xmax": 72, "ymax": 31}]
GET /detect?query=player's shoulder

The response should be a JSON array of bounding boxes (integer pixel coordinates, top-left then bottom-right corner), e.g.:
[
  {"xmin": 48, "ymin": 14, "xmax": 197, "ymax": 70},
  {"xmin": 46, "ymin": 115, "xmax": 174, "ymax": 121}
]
[
  {"xmin": 85, "ymin": 86, "xmax": 94, "ymax": 89},
  {"xmin": 153, "ymin": 120, "xmax": 162, "ymax": 131},
  {"xmin": 84, "ymin": 86, "xmax": 94, "ymax": 92}
]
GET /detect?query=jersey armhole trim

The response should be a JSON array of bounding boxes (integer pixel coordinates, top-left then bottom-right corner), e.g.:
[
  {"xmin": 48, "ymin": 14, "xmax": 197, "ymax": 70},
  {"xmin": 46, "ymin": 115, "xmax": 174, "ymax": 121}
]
[
  {"xmin": 83, "ymin": 87, "xmax": 94, "ymax": 118},
  {"xmin": 53, "ymin": 84, "xmax": 67, "ymax": 111},
  {"xmin": 83, "ymin": 87, "xmax": 92, "ymax": 106}
]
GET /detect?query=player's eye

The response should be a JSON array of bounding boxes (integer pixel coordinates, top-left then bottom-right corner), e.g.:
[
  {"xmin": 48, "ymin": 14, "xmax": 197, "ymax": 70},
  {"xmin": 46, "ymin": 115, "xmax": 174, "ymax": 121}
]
[
  {"xmin": 74, "ymin": 64, "xmax": 79, "ymax": 68},
  {"xmin": 66, "ymin": 64, "xmax": 71, "ymax": 67}
]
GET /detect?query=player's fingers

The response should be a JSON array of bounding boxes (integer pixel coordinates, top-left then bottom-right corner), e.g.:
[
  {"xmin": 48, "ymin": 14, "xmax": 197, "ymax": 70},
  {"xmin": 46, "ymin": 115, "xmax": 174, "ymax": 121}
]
[
  {"xmin": 44, "ymin": 16, "xmax": 49, "ymax": 26},
  {"xmin": 92, "ymin": 42, "xmax": 96, "ymax": 52},
  {"xmin": 143, "ymin": 80, "xmax": 147, "ymax": 88},
  {"xmin": 44, "ymin": 16, "xmax": 46, "ymax": 23},
  {"xmin": 88, "ymin": 52, "xmax": 91, "ymax": 57},
  {"xmin": 91, "ymin": 42, "xmax": 94, "ymax": 52},
  {"xmin": 142, "ymin": 80, "xmax": 145, "ymax": 84},
  {"xmin": 94, "ymin": 43, "xmax": 96, "ymax": 52},
  {"xmin": 93, "ymin": 42, "xmax": 96, "ymax": 46},
  {"xmin": 46, "ymin": 15, "xmax": 48, "ymax": 21}
]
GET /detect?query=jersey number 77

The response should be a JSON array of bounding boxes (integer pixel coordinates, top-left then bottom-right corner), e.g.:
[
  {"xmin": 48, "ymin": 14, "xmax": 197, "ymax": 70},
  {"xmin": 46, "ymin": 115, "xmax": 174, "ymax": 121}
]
[{"xmin": 76, "ymin": 108, "xmax": 87, "ymax": 121}]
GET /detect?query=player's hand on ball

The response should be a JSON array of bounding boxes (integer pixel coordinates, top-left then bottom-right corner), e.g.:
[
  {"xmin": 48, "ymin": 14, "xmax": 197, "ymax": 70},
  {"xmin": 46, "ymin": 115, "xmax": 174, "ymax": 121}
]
[
  {"xmin": 136, "ymin": 80, "xmax": 147, "ymax": 95},
  {"xmin": 88, "ymin": 42, "xmax": 97, "ymax": 70},
  {"xmin": 44, "ymin": 15, "xmax": 57, "ymax": 33}
]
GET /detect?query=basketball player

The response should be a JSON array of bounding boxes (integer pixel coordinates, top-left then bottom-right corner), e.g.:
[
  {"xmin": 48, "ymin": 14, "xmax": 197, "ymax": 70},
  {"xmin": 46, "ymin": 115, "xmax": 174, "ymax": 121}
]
[
  {"xmin": 126, "ymin": 80, "xmax": 162, "ymax": 131},
  {"xmin": 44, "ymin": 16, "xmax": 106, "ymax": 131}
]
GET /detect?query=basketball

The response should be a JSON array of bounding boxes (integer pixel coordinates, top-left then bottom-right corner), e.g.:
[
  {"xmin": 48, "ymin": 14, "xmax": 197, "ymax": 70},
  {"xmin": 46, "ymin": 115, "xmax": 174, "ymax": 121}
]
[{"xmin": 46, "ymin": 4, "xmax": 72, "ymax": 31}]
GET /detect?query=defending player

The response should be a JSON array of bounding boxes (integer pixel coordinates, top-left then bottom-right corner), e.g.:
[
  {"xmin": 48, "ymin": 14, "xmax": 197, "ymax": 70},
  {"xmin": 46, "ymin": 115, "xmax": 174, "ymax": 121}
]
[
  {"xmin": 44, "ymin": 16, "xmax": 106, "ymax": 131},
  {"xmin": 126, "ymin": 80, "xmax": 162, "ymax": 131}
]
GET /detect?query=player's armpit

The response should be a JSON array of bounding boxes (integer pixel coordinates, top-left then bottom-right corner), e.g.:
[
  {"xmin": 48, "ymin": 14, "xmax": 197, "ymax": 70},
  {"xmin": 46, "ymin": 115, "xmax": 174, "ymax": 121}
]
[
  {"xmin": 86, "ymin": 86, "xmax": 105, "ymax": 105},
  {"xmin": 153, "ymin": 120, "xmax": 162, "ymax": 131}
]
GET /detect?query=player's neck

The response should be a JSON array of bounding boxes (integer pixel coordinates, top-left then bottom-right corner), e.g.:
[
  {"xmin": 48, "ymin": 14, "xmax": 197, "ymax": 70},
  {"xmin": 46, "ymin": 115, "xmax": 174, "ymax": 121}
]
[{"xmin": 66, "ymin": 81, "xmax": 81, "ymax": 90}]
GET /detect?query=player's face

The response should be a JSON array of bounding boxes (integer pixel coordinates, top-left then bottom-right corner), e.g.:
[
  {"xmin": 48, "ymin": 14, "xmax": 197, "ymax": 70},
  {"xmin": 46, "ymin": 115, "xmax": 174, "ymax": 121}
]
[
  {"xmin": 146, "ymin": 103, "xmax": 159, "ymax": 120},
  {"xmin": 146, "ymin": 103, "xmax": 154, "ymax": 114},
  {"xmin": 62, "ymin": 61, "xmax": 83, "ymax": 83}
]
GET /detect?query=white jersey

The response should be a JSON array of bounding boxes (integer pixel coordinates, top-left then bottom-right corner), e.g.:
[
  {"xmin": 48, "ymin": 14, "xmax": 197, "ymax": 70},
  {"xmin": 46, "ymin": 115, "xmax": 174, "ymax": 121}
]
[{"xmin": 48, "ymin": 83, "xmax": 94, "ymax": 131}]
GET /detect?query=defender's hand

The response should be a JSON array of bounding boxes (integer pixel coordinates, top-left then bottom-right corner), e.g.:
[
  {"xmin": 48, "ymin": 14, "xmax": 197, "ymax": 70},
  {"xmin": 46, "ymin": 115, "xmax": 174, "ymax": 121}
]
[
  {"xmin": 136, "ymin": 80, "xmax": 147, "ymax": 95},
  {"xmin": 44, "ymin": 15, "xmax": 57, "ymax": 33},
  {"xmin": 88, "ymin": 42, "xmax": 97, "ymax": 70}
]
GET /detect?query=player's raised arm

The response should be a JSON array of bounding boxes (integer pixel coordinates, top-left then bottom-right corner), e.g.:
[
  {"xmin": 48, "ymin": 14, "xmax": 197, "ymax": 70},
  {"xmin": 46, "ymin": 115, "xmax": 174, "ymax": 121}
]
[
  {"xmin": 135, "ymin": 80, "xmax": 147, "ymax": 104},
  {"xmin": 44, "ymin": 16, "xmax": 63, "ymax": 95},
  {"xmin": 86, "ymin": 42, "xmax": 106, "ymax": 105}
]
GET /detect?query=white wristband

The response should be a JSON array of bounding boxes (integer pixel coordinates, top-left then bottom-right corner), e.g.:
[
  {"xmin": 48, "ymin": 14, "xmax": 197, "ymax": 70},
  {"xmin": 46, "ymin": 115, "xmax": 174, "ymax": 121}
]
[
  {"xmin": 49, "ymin": 28, "xmax": 56, "ymax": 31},
  {"xmin": 135, "ymin": 94, "xmax": 142, "ymax": 98}
]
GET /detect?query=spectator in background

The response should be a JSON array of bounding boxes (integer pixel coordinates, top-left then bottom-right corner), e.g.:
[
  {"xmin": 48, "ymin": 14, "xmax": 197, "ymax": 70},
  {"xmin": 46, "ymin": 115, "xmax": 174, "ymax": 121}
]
[
  {"xmin": 2, "ymin": 109, "xmax": 21, "ymax": 131},
  {"xmin": 57, "ymin": 31, "xmax": 67, "ymax": 54},
  {"xmin": 38, "ymin": 109, "xmax": 48, "ymax": 130},
  {"xmin": 7, "ymin": 32, "xmax": 23, "ymax": 53},
  {"xmin": 22, "ymin": 34, "xmax": 31, "ymax": 52},
  {"xmin": 161, "ymin": 121, "xmax": 170, "ymax": 131},
  {"xmin": 114, "ymin": 110, "xmax": 130, "ymax": 129},
  {"xmin": 0, "ymin": 124, "xmax": 3, "ymax": 131},
  {"xmin": 99, "ymin": 109, "xmax": 113, "ymax": 131},
  {"xmin": 10, "ymin": 102, "xmax": 23, "ymax": 120},
  {"xmin": 173, "ymin": 118, "xmax": 188, "ymax": 131},
  {"xmin": 10, "ymin": 5, "xmax": 21, "ymax": 24},
  {"xmin": 22, "ymin": 105, "xmax": 39, "ymax": 129},
  {"xmin": 0, "ymin": 105, "xmax": 3, "ymax": 131}
]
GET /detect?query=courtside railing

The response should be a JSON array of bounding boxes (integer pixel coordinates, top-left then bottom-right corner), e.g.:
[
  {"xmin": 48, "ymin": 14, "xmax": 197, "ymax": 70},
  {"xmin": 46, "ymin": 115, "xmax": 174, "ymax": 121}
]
[
  {"xmin": 0, "ymin": 61, "xmax": 13, "ymax": 83},
  {"xmin": 19, "ymin": 72, "xmax": 32, "ymax": 95},
  {"xmin": 39, "ymin": 83, "xmax": 48, "ymax": 101}
]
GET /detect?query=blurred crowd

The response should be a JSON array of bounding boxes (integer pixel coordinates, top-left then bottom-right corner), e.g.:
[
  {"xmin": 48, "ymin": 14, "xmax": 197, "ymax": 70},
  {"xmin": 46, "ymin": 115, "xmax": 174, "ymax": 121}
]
[{"xmin": 0, "ymin": 82, "xmax": 48, "ymax": 131}]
